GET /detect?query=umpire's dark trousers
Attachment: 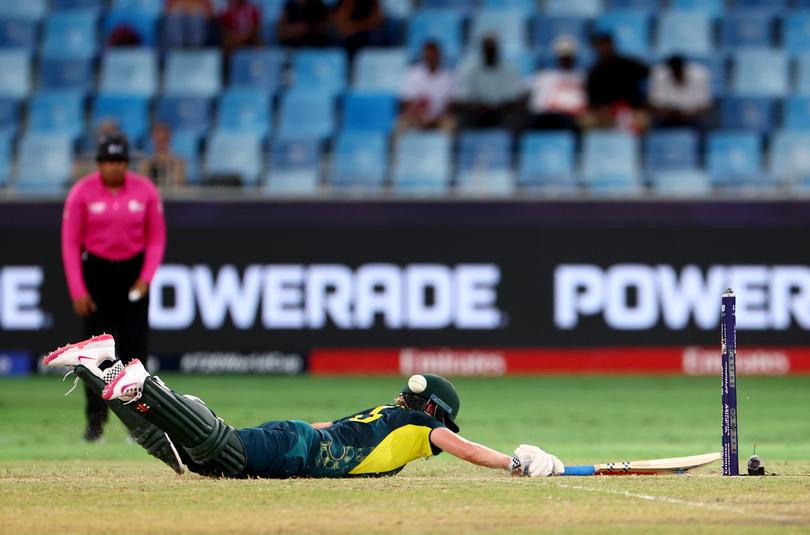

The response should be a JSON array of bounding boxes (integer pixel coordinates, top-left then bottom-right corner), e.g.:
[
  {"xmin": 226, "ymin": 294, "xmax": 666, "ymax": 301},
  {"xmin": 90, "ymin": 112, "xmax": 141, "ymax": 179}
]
[{"xmin": 82, "ymin": 251, "xmax": 149, "ymax": 430}]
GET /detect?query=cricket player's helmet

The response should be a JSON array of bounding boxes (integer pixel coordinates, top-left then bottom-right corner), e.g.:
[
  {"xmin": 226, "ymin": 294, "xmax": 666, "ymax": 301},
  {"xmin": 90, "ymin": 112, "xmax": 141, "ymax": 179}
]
[
  {"xmin": 96, "ymin": 133, "xmax": 130, "ymax": 162},
  {"xmin": 401, "ymin": 373, "xmax": 460, "ymax": 432}
]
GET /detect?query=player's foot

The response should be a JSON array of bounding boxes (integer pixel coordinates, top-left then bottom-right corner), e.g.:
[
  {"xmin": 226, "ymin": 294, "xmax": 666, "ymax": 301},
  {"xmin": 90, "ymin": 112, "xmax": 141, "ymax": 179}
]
[
  {"xmin": 82, "ymin": 425, "xmax": 104, "ymax": 443},
  {"xmin": 43, "ymin": 334, "xmax": 116, "ymax": 378},
  {"xmin": 103, "ymin": 359, "xmax": 149, "ymax": 403}
]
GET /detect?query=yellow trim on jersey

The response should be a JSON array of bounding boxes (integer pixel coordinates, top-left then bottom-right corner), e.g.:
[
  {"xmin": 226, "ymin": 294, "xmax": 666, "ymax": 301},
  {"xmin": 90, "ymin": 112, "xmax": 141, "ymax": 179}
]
[{"xmin": 348, "ymin": 424, "xmax": 434, "ymax": 475}]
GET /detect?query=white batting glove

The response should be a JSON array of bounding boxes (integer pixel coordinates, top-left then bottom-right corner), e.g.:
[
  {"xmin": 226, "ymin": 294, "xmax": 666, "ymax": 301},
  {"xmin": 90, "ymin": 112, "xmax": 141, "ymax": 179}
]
[{"xmin": 513, "ymin": 444, "xmax": 565, "ymax": 477}]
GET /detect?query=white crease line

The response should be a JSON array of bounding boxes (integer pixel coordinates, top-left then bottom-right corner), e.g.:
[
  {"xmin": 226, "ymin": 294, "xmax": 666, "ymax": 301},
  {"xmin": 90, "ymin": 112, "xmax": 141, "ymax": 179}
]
[{"xmin": 555, "ymin": 482, "xmax": 795, "ymax": 523}]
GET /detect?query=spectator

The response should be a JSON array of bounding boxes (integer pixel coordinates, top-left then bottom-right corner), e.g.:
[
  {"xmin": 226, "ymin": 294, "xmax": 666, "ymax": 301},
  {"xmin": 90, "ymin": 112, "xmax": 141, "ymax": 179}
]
[
  {"xmin": 218, "ymin": 0, "xmax": 262, "ymax": 59},
  {"xmin": 165, "ymin": 0, "xmax": 214, "ymax": 48},
  {"xmin": 526, "ymin": 36, "xmax": 586, "ymax": 131},
  {"xmin": 584, "ymin": 33, "xmax": 649, "ymax": 132},
  {"xmin": 277, "ymin": 0, "xmax": 331, "ymax": 48},
  {"xmin": 75, "ymin": 119, "xmax": 124, "ymax": 179},
  {"xmin": 454, "ymin": 35, "xmax": 525, "ymax": 130},
  {"xmin": 649, "ymin": 55, "xmax": 711, "ymax": 129},
  {"xmin": 333, "ymin": 0, "xmax": 384, "ymax": 57},
  {"xmin": 397, "ymin": 41, "xmax": 456, "ymax": 132},
  {"xmin": 138, "ymin": 123, "xmax": 187, "ymax": 189}
]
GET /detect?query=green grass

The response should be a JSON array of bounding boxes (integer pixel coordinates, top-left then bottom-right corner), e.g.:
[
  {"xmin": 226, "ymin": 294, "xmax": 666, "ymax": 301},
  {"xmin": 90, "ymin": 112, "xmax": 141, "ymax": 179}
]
[{"xmin": 1, "ymin": 375, "xmax": 809, "ymax": 534}]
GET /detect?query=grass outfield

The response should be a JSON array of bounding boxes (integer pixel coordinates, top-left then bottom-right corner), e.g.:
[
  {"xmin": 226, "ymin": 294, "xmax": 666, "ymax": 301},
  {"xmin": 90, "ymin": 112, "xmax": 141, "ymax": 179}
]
[{"xmin": 1, "ymin": 375, "xmax": 809, "ymax": 534}]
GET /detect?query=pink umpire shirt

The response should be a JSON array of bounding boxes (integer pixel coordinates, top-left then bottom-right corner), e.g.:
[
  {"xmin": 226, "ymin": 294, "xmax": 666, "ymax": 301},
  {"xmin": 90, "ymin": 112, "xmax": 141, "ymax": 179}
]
[{"xmin": 61, "ymin": 171, "xmax": 166, "ymax": 300}]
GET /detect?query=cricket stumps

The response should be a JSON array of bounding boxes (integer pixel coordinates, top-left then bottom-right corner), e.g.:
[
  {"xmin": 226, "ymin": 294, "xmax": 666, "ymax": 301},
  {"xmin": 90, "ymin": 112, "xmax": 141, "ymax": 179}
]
[{"xmin": 721, "ymin": 288, "xmax": 739, "ymax": 476}]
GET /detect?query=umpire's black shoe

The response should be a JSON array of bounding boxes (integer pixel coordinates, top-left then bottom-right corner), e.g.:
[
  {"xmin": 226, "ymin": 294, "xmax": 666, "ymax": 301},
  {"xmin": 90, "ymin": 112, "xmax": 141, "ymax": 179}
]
[{"xmin": 82, "ymin": 425, "xmax": 103, "ymax": 443}]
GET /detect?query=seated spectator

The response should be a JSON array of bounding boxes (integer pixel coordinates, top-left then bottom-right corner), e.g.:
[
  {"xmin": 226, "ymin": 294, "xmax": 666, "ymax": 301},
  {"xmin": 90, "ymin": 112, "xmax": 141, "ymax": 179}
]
[
  {"xmin": 454, "ymin": 35, "xmax": 525, "ymax": 130},
  {"xmin": 277, "ymin": 0, "xmax": 331, "ymax": 48},
  {"xmin": 649, "ymin": 55, "xmax": 711, "ymax": 129},
  {"xmin": 526, "ymin": 36, "xmax": 586, "ymax": 131},
  {"xmin": 74, "ymin": 119, "xmax": 124, "ymax": 178},
  {"xmin": 137, "ymin": 123, "xmax": 187, "ymax": 189},
  {"xmin": 583, "ymin": 33, "xmax": 649, "ymax": 133},
  {"xmin": 165, "ymin": 0, "xmax": 214, "ymax": 48},
  {"xmin": 397, "ymin": 41, "xmax": 456, "ymax": 132},
  {"xmin": 218, "ymin": 0, "xmax": 262, "ymax": 58},
  {"xmin": 333, "ymin": 0, "xmax": 384, "ymax": 58}
]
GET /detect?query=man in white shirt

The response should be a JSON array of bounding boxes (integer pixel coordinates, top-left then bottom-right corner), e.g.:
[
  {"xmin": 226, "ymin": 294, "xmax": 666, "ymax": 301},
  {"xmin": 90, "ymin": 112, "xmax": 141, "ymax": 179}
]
[
  {"xmin": 649, "ymin": 55, "xmax": 711, "ymax": 129},
  {"xmin": 527, "ymin": 36, "xmax": 586, "ymax": 131},
  {"xmin": 397, "ymin": 41, "xmax": 456, "ymax": 132}
]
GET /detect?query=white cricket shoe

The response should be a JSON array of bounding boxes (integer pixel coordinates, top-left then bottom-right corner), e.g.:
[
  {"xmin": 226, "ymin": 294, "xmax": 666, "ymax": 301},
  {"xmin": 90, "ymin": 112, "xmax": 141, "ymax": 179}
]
[
  {"xmin": 103, "ymin": 358, "xmax": 150, "ymax": 403},
  {"xmin": 42, "ymin": 334, "xmax": 116, "ymax": 378}
]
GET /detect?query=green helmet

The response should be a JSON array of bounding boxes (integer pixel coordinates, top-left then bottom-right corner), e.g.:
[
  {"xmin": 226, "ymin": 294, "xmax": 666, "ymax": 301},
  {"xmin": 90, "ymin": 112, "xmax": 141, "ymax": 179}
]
[{"xmin": 401, "ymin": 374, "xmax": 460, "ymax": 432}]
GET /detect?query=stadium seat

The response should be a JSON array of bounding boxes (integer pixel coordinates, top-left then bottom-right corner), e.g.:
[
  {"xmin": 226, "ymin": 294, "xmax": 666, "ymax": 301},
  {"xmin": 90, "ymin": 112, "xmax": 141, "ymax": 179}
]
[
  {"xmin": 769, "ymin": 131, "xmax": 810, "ymax": 186},
  {"xmin": 783, "ymin": 96, "xmax": 810, "ymax": 130},
  {"xmin": 582, "ymin": 131, "xmax": 641, "ymax": 193},
  {"xmin": 532, "ymin": 16, "xmax": 589, "ymax": 53},
  {"xmin": 656, "ymin": 11, "xmax": 712, "ymax": 57},
  {"xmin": 457, "ymin": 170, "xmax": 515, "ymax": 196},
  {"xmin": 266, "ymin": 139, "xmax": 322, "ymax": 195},
  {"xmin": 482, "ymin": 0, "xmax": 535, "ymax": 15},
  {"xmin": 353, "ymin": 48, "xmax": 408, "ymax": 92},
  {"xmin": 458, "ymin": 130, "xmax": 511, "ymax": 171},
  {"xmin": 156, "ymin": 96, "xmax": 212, "ymax": 137},
  {"xmin": 721, "ymin": 11, "xmax": 774, "ymax": 49},
  {"xmin": 518, "ymin": 131, "xmax": 576, "ymax": 190},
  {"xmin": 732, "ymin": 49, "xmax": 788, "ymax": 97},
  {"xmin": 782, "ymin": 11, "xmax": 810, "ymax": 56},
  {"xmin": 112, "ymin": 0, "xmax": 164, "ymax": 16},
  {"xmin": 0, "ymin": 1, "xmax": 47, "ymax": 20},
  {"xmin": 229, "ymin": 49, "xmax": 285, "ymax": 91},
  {"xmin": 707, "ymin": 132, "xmax": 762, "ymax": 187},
  {"xmin": 734, "ymin": 0, "xmax": 785, "ymax": 9},
  {"xmin": 652, "ymin": 170, "xmax": 711, "ymax": 196},
  {"xmin": 39, "ymin": 58, "xmax": 93, "ymax": 94},
  {"xmin": 594, "ymin": 9, "xmax": 651, "ymax": 59},
  {"xmin": 93, "ymin": 94, "xmax": 151, "ymax": 143},
  {"xmin": 29, "ymin": 91, "xmax": 85, "ymax": 141},
  {"xmin": 670, "ymin": 0, "xmax": 724, "ymax": 17},
  {"xmin": 265, "ymin": 169, "xmax": 321, "ymax": 195},
  {"xmin": 163, "ymin": 50, "xmax": 222, "ymax": 97},
  {"xmin": 392, "ymin": 131, "xmax": 451, "ymax": 194},
  {"xmin": 796, "ymin": 54, "xmax": 810, "ymax": 95},
  {"xmin": 382, "ymin": 0, "xmax": 413, "ymax": 19},
  {"xmin": 203, "ymin": 132, "xmax": 263, "ymax": 186},
  {"xmin": 721, "ymin": 96, "xmax": 776, "ymax": 134},
  {"xmin": 0, "ymin": 51, "xmax": 30, "ymax": 98},
  {"xmin": 342, "ymin": 92, "xmax": 397, "ymax": 133},
  {"xmin": 253, "ymin": 0, "xmax": 287, "ymax": 19},
  {"xmin": 291, "ymin": 48, "xmax": 347, "ymax": 95},
  {"xmin": 607, "ymin": 0, "xmax": 660, "ymax": 9},
  {"xmin": 153, "ymin": 130, "xmax": 200, "ymax": 184},
  {"xmin": 15, "ymin": 133, "xmax": 74, "ymax": 193},
  {"xmin": 103, "ymin": 9, "xmax": 158, "ymax": 46},
  {"xmin": 277, "ymin": 91, "xmax": 335, "ymax": 141},
  {"xmin": 691, "ymin": 56, "xmax": 726, "ymax": 96},
  {"xmin": 545, "ymin": 0, "xmax": 602, "ymax": 17},
  {"xmin": 52, "ymin": 0, "xmax": 103, "ymax": 9},
  {"xmin": 216, "ymin": 89, "xmax": 271, "ymax": 138},
  {"xmin": 644, "ymin": 129, "xmax": 698, "ymax": 172},
  {"xmin": 330, "ymin": 131, "xmax": 388, "ymax": 191},
  {"xmin": 100, "ymin": 49, "xmax": 158, "ymax": 97},
  {"xmin": 407, "ymin": 9, "xmax": 464, "ymax": 64},
  {"xmin": 0, "ymin": 133, "xmax": 11, "ymax": 186},
  {"xmin": 42, "ymin": 10, "xmax": 98, "ymax": 60},
  {"xmin": 469, "ymin": 9, "xmax": 528, "ymax": 57},
  {"xmin": 0, "ymin": 98, "xmax": 19, "ymax": 138},
  {"xmin": 0, "ymin": 18, "xmax": 37, "ymax": 49}
]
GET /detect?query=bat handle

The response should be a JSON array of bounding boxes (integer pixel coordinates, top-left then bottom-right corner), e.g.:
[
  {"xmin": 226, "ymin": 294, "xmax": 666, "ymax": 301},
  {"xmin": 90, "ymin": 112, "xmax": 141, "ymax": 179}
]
[{"xmin": 560, "ymin": 465, "xmax": 596, "ymax": 476}]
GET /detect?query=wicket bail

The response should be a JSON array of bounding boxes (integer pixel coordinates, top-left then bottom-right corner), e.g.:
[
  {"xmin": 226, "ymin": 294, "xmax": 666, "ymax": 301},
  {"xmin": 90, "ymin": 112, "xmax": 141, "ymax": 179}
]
[{"xmin": 721, "ymin": 289, "xmax": 739, "ymax": 476}]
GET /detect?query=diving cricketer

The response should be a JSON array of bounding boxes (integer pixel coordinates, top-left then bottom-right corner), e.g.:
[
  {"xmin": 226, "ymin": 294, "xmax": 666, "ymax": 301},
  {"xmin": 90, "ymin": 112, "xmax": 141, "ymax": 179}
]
[{"xmin": 44, "ymin": 335, "xmax": 564, "ymax": 479}]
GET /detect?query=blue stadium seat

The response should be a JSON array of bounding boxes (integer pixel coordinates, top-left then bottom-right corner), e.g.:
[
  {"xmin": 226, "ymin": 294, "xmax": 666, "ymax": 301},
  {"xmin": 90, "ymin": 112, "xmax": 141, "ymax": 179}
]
[
  {"xmin": 783, "ymin": 96, "xmax": 810, "ymax": 130},
  {"xmin": 253, "ymin": 0, "xmax": 287, "ymax": 20},
  {"xmin": 353, "ymin": 48, "xmax": 408, "ymax": 92},
  {"xmin": 732, "ymin": 49, "xmax": 788, "ymax": 97},
  {"xmin": 407, "ymin": 9, "xmax": 464, "ymax": 64},
  {"xmin": 0, "ymin": 1, "xmax": 47, "ymax": 20},
  {"xmin": 265, "ymin": 169, "xmax": 321, "ymax": 195},
  {"xmin": 103, "ymin": 9, "xmax": 158, "ymax": 46},
  {"xmin": 797, "ymin": 54, "xmax": 810, "ymax": 95},
  {"xmin": 533, "ymin": 16, "xmax": 589, "ymax": 53},
  {"xmin": 163, "ymin": 50, "xmax": 222, "ymax": 97},
  {"xmin": 482, "ymin": 0, "xmax": 535, "ymax": 15},
  {"xmin": 783, "ymin": 11, "xmax": 810, "ymax": 56},
  {"xmin": 734, "ymin": 0, "xmax": 785, "ymax": 9},
  {"xmin": 518, "ymin": 131, "xmax": 576, "ymax": 189},
  {"xmin": 93, "ymin": 94, "xmax": 151, "ymax": 142},
  {"xmin": 657, "ymin": 11, "xmax": 711, "ymax": 56},
  {"xmin": 594, "ymin": 10, "xmax": 651, "ymax": 59},
  {"xmin": 156, "ymin": 96, "xmax": 212, "ymax": 137},
  {"xmin": 204, "ymin": 131, "xmax": 263, "ymax": 186},
  {"xmin": 39, "ymin": 58, "xmax": 93, "ymax": 94},
  {"xmin": 652, "ymin": 170, "xmax": 711, "ymax": 196},
  {"xmin": 457, "ymin": 170, "xmax": 515, "ymax": 196},
  {"xmin": 217, "ymin": 89, "xmax": 271, "ymax": 138},
  {"xmin": 721, "ymin": 11, "xmax": 774, "ymax": 49},
  {"xmin": 0, "ymin": 18, "xmax": 37, "ymax": 49},
  {"xmin": 15, "ymin": 133, "xmax": 74, "ymax": 193},
  {"xmin": 721, "ymin": 96, "xmax": 775, "ymax": 134},
  {"xmin": 469, "ymin": 9, "xmax": 528, "ymax": 57},
  {"xmin": 330, "ymin": 131, "xmax": 388, "ymax": 191},
  {"xmin": 582, "ymin": 131, "xmax": 641, "ymax": 193},
  {"xmin": 607, "ymin": 0, "xmax": 660, "ymax": 9},
  {"xmin": 382, "ymin": 0, "xmax": 413, "ymax": 19},
  {"xmin": 691, "ymin": 56, "xmax": 726, "ymax": 96},
  {"xmin": 644, "ymin": 129, "xmax": 698, "ymax": 172},
  {"xmin": 670, "ymin": 0, "xmax": 724, "ymax": 17},
  {"xmin": 458, "ymin": 130, "xmax": 511, "ymax": 171},
  {"xmin": 342, "ymin": 92, "xmax": 397, "ymax": 133},
  {"xmin": 769, "ymin": 131, "xmax": 810, "ymax": 186},
  {"xmin": 100, "ymin": 49, "xmax": 158, "ymax": 97},
  {"xmin": 29, "ymin": 91, "xmax": 85, "ymax": 140},
  {"xmin": 0, "ymin": 133, "xmax": 11, "ymax": 186},
  {"xmin": 707, "ymin": 132, "xmax": 762, "ymax": 187},
  {"xmin": 0, "ymin": 98, "xmax": 19, "ymax": 137},
  {"xmin": 42, "ymin": 10, "xmax": 98, "ymax": 60},
  {"xmin": 229, "ymin": 49, "xmax": 285, "ymax": 91},
  {"xmin": 157, "ymin": 130, "xmax": 200, "ymax": 184},
  {"xmin": 278, "ymin": 91, "xmax": 335, "ymax": 141},
  {"xmin": 545, "ymin": 0, "xmax": 602, "ymax": 17},
  {"xmin": 0, "ymin": 51, "xmax": 30, "ymax": 98},
  {"xmin": 291, "ymin": 48, "xmax": 347, "ymax": 95},
  {"xmin": 112, "ymin": 0, "xmax": 164, "ymax": 16},
  {"xmin": 513, "ymin": 50, "xmax": 538, "ymax": 76},
  {"xmin": 266, "ymin": 139, "xmax": 322, "ymax": 195},
  {"xmin": 52, "ymin": 0, "xmax": 103, "ymax": 9},
  {"xmin": 392, "ymin": 131, "xmax": 451, "ymax": 194}
]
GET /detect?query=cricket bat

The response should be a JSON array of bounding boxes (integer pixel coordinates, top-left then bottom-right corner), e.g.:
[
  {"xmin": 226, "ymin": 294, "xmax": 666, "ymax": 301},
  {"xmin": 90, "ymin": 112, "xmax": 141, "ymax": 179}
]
[{"xmin": 560, "ymin": 452, "xmax": 721, "ymax": 476}]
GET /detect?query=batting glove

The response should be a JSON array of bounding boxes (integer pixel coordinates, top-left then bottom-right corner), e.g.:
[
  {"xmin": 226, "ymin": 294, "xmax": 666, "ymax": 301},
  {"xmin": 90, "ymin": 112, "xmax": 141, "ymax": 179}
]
[{"xmin": 513, "ymin": 444, "xmax": 565, "ymax": 477}]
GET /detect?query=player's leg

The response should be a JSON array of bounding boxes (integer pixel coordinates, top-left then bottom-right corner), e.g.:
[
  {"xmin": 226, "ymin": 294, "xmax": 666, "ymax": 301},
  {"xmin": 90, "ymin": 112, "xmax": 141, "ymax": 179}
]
[{"xmin": 116, "ymin": 253, "xmax": 149, "ymax": 366}]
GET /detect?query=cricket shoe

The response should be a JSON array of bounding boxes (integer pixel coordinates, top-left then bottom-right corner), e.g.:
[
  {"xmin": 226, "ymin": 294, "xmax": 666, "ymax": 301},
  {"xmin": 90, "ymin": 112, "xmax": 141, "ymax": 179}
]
[
  {"xmin": 103, "ymin": 359, "xmax": 150, "ymax": 403},
  {"xmin": 43, "ymin": 334, "xmax": 116, "ymax": 378}
]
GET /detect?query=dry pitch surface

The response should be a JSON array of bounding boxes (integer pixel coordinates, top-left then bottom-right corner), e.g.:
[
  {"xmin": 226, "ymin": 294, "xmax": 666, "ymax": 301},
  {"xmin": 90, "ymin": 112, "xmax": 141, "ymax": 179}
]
[{"xmin": 2, "ymin": 375, "xmax": 809, "ymax": 534}]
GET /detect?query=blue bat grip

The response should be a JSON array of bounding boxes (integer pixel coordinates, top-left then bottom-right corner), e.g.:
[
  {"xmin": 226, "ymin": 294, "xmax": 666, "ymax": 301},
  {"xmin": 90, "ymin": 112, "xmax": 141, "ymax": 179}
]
[{"xmin": 560, "ymin": 465, "xmax": 596, "ymax": 476}]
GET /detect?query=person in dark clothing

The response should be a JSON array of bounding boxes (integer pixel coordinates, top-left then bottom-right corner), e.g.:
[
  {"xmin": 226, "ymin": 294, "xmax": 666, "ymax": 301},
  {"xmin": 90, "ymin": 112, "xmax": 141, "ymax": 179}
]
[
  {"xmin": 277, "ymin": 0, "xmax": 331, "ymax": 47},
  {"xmin": 333, "ymin": 0, "xmax": 384, "ymax": 57}
]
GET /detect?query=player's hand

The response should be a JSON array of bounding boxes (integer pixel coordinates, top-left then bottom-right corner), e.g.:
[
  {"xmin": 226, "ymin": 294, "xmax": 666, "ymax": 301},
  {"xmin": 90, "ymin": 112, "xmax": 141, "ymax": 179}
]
[
  {"xmin": 129, "ymin": 278, "xmax": 148, "ymax": 301},
  {"xmin": 72, "ymin": 295, "xmax": 97, "ymax": 317},
  {"xmin": 514, "ymin": 444, "xmax": 565, "ymax": 477}
]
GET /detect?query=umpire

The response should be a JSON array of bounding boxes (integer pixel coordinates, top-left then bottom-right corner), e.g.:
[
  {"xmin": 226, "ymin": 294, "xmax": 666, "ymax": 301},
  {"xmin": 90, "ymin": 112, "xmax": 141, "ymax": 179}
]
[{"xmin": 61, "ymin": 133, "xmax": 166, "ymax": 442}]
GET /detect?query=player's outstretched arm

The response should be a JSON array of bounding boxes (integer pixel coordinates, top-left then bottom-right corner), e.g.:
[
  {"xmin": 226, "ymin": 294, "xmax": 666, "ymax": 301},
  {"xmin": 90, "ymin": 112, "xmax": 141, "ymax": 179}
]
[{"xmin": 429, "ymin": 427, "xmax": 564, "ymax": 477}]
